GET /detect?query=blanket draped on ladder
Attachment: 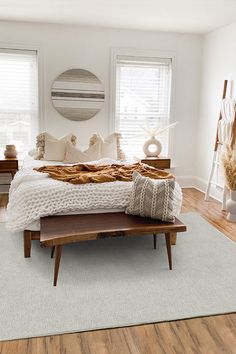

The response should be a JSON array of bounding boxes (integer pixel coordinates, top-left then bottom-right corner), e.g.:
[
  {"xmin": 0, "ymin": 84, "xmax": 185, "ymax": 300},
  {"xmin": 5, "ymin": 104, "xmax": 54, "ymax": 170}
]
[{"xmin": 218, "ymin": 98, "xmax": 236, "ymax": 150}]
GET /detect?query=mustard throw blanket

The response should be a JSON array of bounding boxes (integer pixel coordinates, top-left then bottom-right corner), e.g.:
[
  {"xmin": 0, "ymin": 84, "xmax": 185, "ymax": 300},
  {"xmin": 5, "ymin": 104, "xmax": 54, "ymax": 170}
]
[{"xmin": 34, "ymin": 163, "xmax": 174, "ymax": 184}]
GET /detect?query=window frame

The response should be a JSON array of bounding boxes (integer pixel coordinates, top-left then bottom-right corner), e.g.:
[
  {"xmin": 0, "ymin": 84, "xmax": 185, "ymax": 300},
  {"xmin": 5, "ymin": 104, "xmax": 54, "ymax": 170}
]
[
  {"xmin": 0, "ymin": 42, "xmax": 45, "ymax": 136},
  {"xmin": 110, "ymin": 47, "xmax": 176, "ymax": 160}
]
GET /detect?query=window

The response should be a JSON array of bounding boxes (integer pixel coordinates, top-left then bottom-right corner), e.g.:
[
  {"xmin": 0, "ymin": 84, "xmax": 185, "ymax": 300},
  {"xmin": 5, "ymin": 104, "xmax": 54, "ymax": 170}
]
[
  {"xmin": 0, "ymin": 49, "xmax": 38, "ymax": 156},
  {"xmin": 114, "ymin": 55, "xmax": 172, "ymax": 158}
]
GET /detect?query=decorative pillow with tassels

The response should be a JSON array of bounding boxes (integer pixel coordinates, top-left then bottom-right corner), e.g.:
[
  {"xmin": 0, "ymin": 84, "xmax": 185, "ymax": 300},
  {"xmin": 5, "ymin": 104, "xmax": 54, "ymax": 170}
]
[
  {"xmin": 63, "ymin": 141, "xmax": 102, "ymax": 163},
  {"xmin": 89, "ymin": 133, "xmax": 126, "ymax": 161},
  {"xmin": 35, "ymin": 132, "xmax": 77, "ymax": 161},
  {"xmin": 126, "ymin": 171, "xmax": 176, "ymax": 222}
]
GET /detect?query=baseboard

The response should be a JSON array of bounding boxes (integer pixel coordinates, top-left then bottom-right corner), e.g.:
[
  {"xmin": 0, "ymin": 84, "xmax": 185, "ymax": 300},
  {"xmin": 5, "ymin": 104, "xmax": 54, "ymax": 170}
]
[
  {"xmin": 176, "ymin": 176, "xmax": 196, "ymax": 188},
  {"xmin": 176, "ymin": 175, "xmax": 223, "ymax": 202},
  {"xmin": 194, "ymin": 176, "xmax": 223, "ymax": 202}
]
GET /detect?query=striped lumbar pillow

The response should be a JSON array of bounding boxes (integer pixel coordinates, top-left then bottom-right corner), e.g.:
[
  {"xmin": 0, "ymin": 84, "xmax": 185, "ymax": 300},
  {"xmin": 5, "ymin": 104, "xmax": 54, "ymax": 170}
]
[{"xmin": 126, "ymin": 172, "xmax": 175, "ymax": 222}]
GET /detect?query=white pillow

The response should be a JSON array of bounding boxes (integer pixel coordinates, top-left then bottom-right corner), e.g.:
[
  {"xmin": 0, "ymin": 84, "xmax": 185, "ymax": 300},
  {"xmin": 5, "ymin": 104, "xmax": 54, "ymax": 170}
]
[
  {"xmin": 35, "ymin": 132, "xmax": 77, "ymax": 161},
  {"xmin": 44, "ymin": 139, "xmax": 67, "ymax": 161},
  {"xmin": 89, "ymin": 133, "xmax": 125, "ymax": 160},
  {"xmin": 63, "ymin": 141, "xmax": 102, "ymax": 163}
]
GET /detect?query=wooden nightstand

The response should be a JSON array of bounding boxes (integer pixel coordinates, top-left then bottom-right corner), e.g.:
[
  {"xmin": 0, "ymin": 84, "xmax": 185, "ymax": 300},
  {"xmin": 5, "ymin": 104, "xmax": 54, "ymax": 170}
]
[
  {"xmin": 141, "ymin": 157, "xmax": 171, "ymax": 170},
  {"xmin": 0, "ymin": 156, "xmax": 18, "ymax": 179}
]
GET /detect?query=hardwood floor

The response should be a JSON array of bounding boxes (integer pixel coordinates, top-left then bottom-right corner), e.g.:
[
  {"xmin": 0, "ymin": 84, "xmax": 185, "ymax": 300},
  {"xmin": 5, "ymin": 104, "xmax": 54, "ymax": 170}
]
[{"xmin": 0, "ymin": 188, "xmax": 236, "ymax": 354}]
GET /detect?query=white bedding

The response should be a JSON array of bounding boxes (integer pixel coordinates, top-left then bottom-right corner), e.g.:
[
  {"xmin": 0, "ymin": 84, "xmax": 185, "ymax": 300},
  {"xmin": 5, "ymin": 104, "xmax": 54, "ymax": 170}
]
[{"xmin": 6, "ymin": 156, "xmax": 182, "ymax": 232}]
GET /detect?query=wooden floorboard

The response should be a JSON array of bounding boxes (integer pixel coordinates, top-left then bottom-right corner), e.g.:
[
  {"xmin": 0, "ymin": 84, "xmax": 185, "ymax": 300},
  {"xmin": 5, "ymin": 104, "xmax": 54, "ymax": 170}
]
[{"xmin": 0, "ymin": 188, "xmax": 236, "ymax": 354}]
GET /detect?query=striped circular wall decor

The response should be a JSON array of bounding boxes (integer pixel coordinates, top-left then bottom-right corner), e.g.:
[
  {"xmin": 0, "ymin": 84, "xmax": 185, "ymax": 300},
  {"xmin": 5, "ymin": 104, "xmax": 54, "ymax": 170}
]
[{"xmin": 51, "ymin": 69, "xmax": 105, "ymax": 121}]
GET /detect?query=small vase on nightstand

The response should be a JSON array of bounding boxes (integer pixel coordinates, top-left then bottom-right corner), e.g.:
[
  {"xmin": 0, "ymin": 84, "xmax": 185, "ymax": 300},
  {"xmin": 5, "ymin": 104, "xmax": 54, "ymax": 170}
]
[
  {"xmin": 4, "ymin": 145, "xmax": 17, "ymax": 158},
  {"xmin": 143, "ymin": 136, "xmax": 162, "ymax": 157},
  {"xmin": 226, "ymin": 190, "xmax": 236, "ymax": 222}
]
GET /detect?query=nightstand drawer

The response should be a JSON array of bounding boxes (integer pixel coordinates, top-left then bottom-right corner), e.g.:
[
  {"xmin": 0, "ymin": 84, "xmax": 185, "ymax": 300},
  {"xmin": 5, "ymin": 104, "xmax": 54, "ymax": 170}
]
[
  {"xmin": 141, "ymin": 158, "xmax": 171, "ymax": 169},
  {"xmin": 0, "ymin": 160, "xmax": 18, "ymax": 172}
]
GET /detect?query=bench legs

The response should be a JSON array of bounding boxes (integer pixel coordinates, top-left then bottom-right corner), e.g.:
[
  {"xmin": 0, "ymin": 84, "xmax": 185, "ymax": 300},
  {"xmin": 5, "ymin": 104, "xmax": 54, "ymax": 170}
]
[
  {"xmin": 24, "ymin": 231, "xmax": 32, "ymax": 258},
  {"xmin": 52, "ymin": 231, "xmax": 173, "ymax": 286},
  {"xmin": 170, "ymin": 232, "xmax": 177, "ymax": 245},
  {"xmin": 31, "ymin": 231, "xmax": 176, "ymax": 285},
  {"xmin": 153, "ymin": 232, "xmax": 177, "ymax": 249},
  {"xmin": 54, "ymin": 245, "xmax": 62, "ymax": 286},
  {"xmin": 165, "ymin": 233, "xmax": 172, "ymax": 270},
  {"xmin": 153, "ymin": 232, "xmax": 173, "ymax": 270},
  {"xmin": 51, "ymin": 246, "xmax": 55, "ymax": 259},
  {"xmin": 153, "ymin": 234, "xmax": 157, "ymax": 249}
]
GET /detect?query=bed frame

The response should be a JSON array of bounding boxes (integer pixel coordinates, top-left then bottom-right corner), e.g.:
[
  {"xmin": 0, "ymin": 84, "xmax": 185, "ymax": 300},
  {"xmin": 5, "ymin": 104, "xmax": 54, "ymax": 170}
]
[{"xmin": 24, "ymin": 230, "xmax": 40, "ymax": 257}]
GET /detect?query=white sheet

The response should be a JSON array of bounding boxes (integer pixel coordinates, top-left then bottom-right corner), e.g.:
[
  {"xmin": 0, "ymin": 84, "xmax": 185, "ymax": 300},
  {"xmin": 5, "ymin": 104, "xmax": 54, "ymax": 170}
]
[{"xmin": 7, "ymin": 156, "xmax": 182, "ymax": 232}]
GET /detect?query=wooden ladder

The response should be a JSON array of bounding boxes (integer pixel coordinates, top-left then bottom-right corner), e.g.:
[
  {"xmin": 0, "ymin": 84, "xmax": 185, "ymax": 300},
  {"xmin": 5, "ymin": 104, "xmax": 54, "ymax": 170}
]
[{"xmin": 205, "ymin": 80, "xmax": 228, "ymax": 208}]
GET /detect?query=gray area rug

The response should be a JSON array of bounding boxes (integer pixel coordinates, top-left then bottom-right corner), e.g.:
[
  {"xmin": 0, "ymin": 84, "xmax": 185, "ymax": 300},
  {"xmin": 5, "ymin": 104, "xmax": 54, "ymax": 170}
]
[{"xmin": 0, "ymin": 213, "xmax": 236, "ymax": 341}]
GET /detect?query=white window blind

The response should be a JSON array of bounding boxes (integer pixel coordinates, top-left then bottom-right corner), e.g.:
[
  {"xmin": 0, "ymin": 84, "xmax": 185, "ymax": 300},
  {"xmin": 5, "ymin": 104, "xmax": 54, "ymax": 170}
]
[
  {"xmin": 0, "ymin": 49, "xmax": 38, "ymax": 156},
  {"xmin": 115, "ymin": 55, "xmax": 172, "ymax": 158}
]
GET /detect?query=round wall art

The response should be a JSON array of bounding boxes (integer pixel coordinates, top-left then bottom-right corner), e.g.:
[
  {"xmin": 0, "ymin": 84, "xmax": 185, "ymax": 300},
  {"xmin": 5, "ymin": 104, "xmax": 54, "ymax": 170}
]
[{"xmin": 51, "ymin": 69, "xmax": 105, "ymax": 121}]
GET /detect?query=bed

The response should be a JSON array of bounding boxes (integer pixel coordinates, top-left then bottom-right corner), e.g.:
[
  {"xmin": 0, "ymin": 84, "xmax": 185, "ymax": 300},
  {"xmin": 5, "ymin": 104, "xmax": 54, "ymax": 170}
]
[{"xmin": 6, "ymin": 156, "xmax": 182, "ymax": 234}]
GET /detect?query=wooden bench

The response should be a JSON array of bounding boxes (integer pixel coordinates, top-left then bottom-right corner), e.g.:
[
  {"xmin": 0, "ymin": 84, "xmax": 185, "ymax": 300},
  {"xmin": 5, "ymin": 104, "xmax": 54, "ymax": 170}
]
[{"xmin": 38, "ymin": 213, "xmax": 186, "ymax": 286}]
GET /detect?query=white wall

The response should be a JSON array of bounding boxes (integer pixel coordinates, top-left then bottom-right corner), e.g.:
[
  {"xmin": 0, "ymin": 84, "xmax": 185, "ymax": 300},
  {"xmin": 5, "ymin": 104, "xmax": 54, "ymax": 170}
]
[
  {"xmin": 196, "ymin": 22, "xmax": 236, "ymax": 197},
  {"xmin": 0, "ymin": 20, "xmax": 202, "ymax": 179}
]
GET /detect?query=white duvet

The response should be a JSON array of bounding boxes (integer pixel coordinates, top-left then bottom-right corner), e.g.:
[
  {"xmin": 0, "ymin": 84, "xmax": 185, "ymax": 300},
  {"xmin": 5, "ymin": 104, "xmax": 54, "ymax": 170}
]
[{"xmin": 6, "ymin": 156, "xmax": 182, "ymax": 232}]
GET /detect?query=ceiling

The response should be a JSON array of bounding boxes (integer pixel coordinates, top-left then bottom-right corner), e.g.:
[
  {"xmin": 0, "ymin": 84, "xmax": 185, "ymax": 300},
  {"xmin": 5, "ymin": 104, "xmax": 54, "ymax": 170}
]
[{"xmin": 0, "ymin": 0, "xmax": 236, "ymax": 34}]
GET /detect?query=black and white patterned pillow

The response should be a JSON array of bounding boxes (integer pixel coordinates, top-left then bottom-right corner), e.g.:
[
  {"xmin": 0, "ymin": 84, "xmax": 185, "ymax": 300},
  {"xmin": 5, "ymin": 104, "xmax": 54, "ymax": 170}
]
[{"xmin": 126, "ymin": 172, "xmax": 175, "ymax": 222}]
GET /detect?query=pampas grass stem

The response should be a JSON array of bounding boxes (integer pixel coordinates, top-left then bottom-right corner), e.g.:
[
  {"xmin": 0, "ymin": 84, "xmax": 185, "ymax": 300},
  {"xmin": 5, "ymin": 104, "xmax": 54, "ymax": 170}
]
[{"xmin": 222, "ymin": 145, "xmax": 236, "ymax": 190}]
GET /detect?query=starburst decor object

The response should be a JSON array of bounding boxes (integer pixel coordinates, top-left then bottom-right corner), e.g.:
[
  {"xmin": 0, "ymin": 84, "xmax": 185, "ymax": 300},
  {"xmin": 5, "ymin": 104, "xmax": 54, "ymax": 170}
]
[{"xmin": 141, "ymin": 120, "xmax": 178, "ymax": 157}]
